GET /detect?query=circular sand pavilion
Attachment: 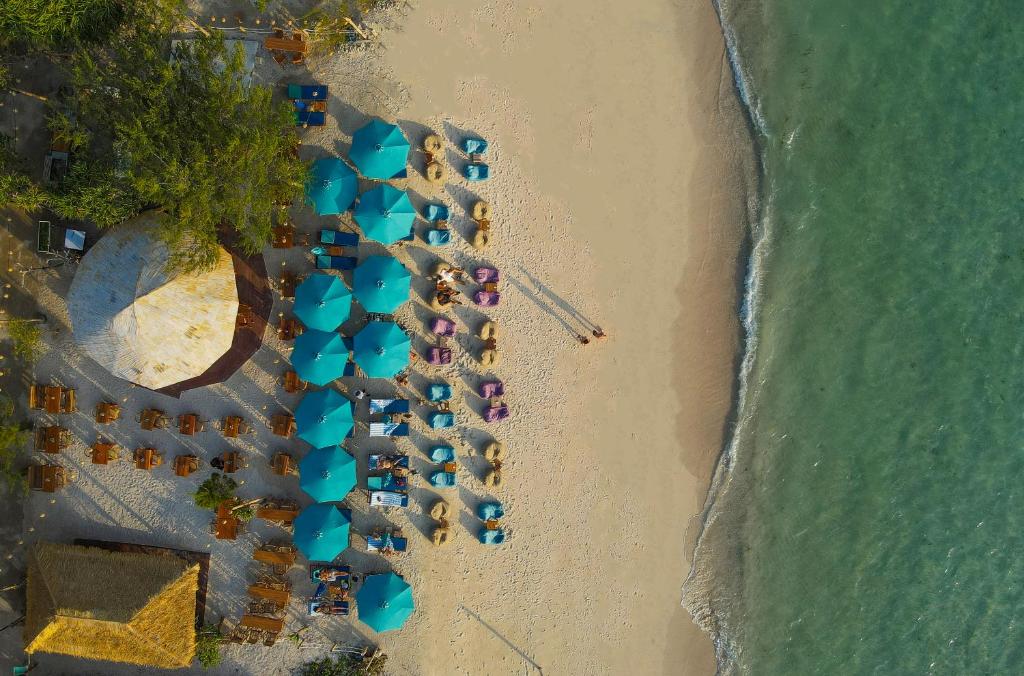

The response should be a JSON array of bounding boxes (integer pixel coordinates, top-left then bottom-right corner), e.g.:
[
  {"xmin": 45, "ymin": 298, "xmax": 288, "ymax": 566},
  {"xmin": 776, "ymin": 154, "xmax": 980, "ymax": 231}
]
[{"xmin": 67, "ymin": 213, "xmax": 241, "ymax": 391}]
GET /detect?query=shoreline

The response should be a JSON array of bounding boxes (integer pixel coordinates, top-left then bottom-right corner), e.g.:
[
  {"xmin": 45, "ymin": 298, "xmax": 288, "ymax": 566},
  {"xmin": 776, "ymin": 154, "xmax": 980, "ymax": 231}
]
[{"xmin": 680, "ymin": 0, "xmax": 767, "ymax": 670}]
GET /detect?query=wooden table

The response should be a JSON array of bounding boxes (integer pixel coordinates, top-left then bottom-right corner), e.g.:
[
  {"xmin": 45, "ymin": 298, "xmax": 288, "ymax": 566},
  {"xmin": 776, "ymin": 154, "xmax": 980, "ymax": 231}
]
[
  {"xmin": 178, "ymin": 414, "xmax": 199, "ymax": 436},
  {"xmin": 277, "ymin": 318, "xmax": 301, "ymax": 341},
  {"xmin": 236, "ymin": 304, "xmax": 254, "ymax": 330},
  {"xmin": 254, "ymin": 549, "xmax": 297, "ymax": 566},
  {"xmin": 28, "ymin": 465, "xmax": 63, "ymax": 492},
  {"xmin": 248, "ymin": 584, "xmax": 291, "ymax": 606},
  {"xmin": 222, "ymin": 451, "xmax": 243, "ymax": 474},
  {"xmin": 282, "ymin": 371, "xmax": 304, "ymax": 393},
  {"xmin": 40, "ymin": 426, "xmax": 65, "ymax": 453},
  {"xmin": 140, "ymin": 409, "xmax": 164, "ymax": 430},
  {"xmin": 96, "ymin": 402, "xmax": 120, "ymax": 424},
  {"xmin": 90, "ymin": 442, "xmax": 116, "ymax": 465},
  {"xmin": 264, "ymin": 36, "xmax": 307, "ymax": 54},
  {"xmin": 239, "ymin": 615, "xmax": 285, "ymax": 633},
  {"xmin": 272, "ymin": 225, "xmax": 294, "ymax": 249},
  {"xmin": 215, "ymin": 503, "xmax": 239, "ymax": 540},
  {"xmin": 279, "ymin": 272, "xmax": 298, "ymax": 299},
  {"xmin": 222, "ymin": 416, "xmax": 244, "ymax": 438},
  {"xmin": 256, "ymin": 506, "xmax": 299, "ymax": 524},
  {"xmin": 135, "ymin": 448, "xmax": 161, "ymax": 470},
  {"xmin": 44, "ymin": 386, "xmax": 62, "ymax": 414},
  {"xmin": 271, "ymin": 414, "xmax": 296, "ymax": 438},
  {"xmin": 175, "ymin": 455, "xmax": 199, "ymax": 477},
  {"xmin": 272, "ymin": 452, "xmax": 294, "ymax": 476}
]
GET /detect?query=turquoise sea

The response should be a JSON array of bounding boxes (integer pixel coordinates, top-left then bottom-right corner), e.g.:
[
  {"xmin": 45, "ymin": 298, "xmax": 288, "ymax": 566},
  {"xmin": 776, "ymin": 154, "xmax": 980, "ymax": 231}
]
[{"xmin": 687, "ymin": 1, "xmax": 1024, "ymax": 674}]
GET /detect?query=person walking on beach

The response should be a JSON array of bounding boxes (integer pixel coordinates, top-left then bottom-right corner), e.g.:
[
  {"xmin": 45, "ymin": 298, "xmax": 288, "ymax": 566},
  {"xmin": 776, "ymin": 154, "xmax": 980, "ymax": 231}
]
[
  {"xmin": 592, "ymin": 327, "xmax": 607, "ymax": 339},
  {"xmin": 577, "ymin": 334, "xmax": 590, "ymax": 345}
]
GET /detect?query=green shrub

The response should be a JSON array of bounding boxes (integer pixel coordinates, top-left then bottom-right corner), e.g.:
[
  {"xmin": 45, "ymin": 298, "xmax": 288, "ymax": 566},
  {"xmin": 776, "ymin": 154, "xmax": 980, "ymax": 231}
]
[
  {"xmin": 298, "ymin": 653, "xmax": 387, "ymax": 676},
  {"xmin": 0, "ymin": 396, "xmax": 29, "ymax": 494},
  {"xmin": 193, "ymin": 472, "xmax": 237, "ymax": 510},
  {"xmin": 195, "ymin": 624, "xmax": 223, "ymax": 668},
  {"xmin": 8, "ymin": 319, "xmax": 44, "ymax": 364}
]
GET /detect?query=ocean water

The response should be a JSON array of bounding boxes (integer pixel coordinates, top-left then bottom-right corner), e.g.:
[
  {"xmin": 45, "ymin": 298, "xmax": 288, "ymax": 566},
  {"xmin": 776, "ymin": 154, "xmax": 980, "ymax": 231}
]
[{"xmin": 687, "ymin": 1, "xmax": 1024, "ymax": 674}]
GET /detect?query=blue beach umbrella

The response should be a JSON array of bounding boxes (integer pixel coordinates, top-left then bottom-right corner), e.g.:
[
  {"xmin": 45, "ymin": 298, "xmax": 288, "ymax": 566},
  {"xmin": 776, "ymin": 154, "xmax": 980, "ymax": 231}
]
[
  {"xmin": 294, "ymin": 388, "xmax": 355, "ymax": 448},
  {"xmin": 294, "ymin": 273, "xmax": 352, "ymax": 332},
  {"xmin": 349, "ymin": 119, "xmax": 410, "ymax": 179},
  {"xmin": 353, "ymin": 256, "xmax": 411, "ymax": 314},
  {"xmin": 352, "ymin": 321, "xmax": 410, "ymax": 379},
  {"xmin": 293, "ymin": 503, "xmax": 351, "ymax": 562},
  {"xmin": 354, "ymin": 184, "xmax": 416, "ymax": 245},
  {"xmin": 356, "ymin": 572, "xmax": 415, "ymax": 632},
  {"xmin": 305, "ymin": 157, "xmax": 358, "ymax": 215},
  {"xmin": 299, "ymin": 445, "xmax": 357, "ymax": 503},
  {"xmin": 291, "ymin": 330, "xmax": 350, "ymax": 387}
]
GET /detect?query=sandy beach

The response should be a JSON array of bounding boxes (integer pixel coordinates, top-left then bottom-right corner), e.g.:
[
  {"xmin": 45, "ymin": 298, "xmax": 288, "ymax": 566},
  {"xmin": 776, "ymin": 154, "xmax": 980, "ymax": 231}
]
[{"xmin": 0, "ymin": 0, "xmax": 752, "ymax": 674}]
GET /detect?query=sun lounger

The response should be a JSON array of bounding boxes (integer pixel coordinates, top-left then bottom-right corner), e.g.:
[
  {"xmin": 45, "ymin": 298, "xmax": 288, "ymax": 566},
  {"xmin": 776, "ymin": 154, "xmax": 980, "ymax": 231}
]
[
  {"xmin": 474, "ymin": 267, "xmax": 500, "ymax": 283},
  {"xmin": 484, "ymin": 404, "xmax": 510, "ymax": 423},
  {"xmin": 429, "ymin": 445, "xmax": 456, "ymax": 463},
  {"xmin": 315, "ymin": 254, "xmax": 357, "ymax": 270},
  {"xmin": 429, "ymin": 470, "xmax": 457, "ymax": 488},
  {"xmin": 287, "ymin": 84, "xmax": 328, "ymax": 100},
  {"xmin": 310, "ymin": 564, "xmax": 351, "ymax": 583},
  {"xmin": 478, "ymin": 527, "xmax": 506, "ymax": 544},
  {"xmin": 367, "ymin": 532, "xmax": 409, "ymax": 554},
  {"xmin": 427, "ymin": 383, "xmax": 453, "ymax": 402},
  {"xmin": 368, "ymin": 454, "xmax": 409, "ymax": 471},
  {"xmin": 369, "ymin": 490, "xmax": 409, "ymax": 508},
  {"xmin": 474, "ymin": 290, "xmax": 500, "ymax": 306},
  {"xmin": 308, "ymin": 599, "xmax": 349, "ymax": 616},
  {"xmin": 369, "ymin": 422, "xmax": 410, "ymax": 437},
  {"xmin": 425, "ymin": 228, "xmax": 451, "ymax": 246},
  {"xmin": 424, "ymin": 203, "xmax": 450, "ymax": 222},
  {"xmin": 369, "ymin": 398, "xmax": 411, "ymax": 414},
  {"xmin": 461, "ymin": 137, "xmax": 488, "ymax": 155},
  {"xmin": 320, "ymin": 229, "xmax": 359, "ymax": 245},
  {"xmin": 427, "ymin": 346, "xmax": 452, "ymax": 365},
  {"xmin": 428, "ymin": 411, "xmax": 456, "ymax": 429},
  {"xmin": 477, "ymin": 501, "xmax": 505, "ymax": 520},
  {"xmin": 367, "ymin": 472, "xmax": 408, "ymax": 491},
  {"xmin": 479, "ymin": 380, "xmax": 505, "ymax": 398},
  {"xmin": 430, "ymin": 317, "xmax": 456, "ymax": 337},
  {"xmin": 463, "ymin": 163, "xmax": 489, "ymax": 181},
  {"xmin": 295, "ymin": 111, "xmax": 326, "ymax": 127}
]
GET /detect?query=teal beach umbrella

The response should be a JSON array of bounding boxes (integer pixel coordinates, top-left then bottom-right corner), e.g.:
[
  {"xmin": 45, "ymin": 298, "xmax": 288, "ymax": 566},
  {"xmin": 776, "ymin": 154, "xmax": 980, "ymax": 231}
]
[
  {"xmin": 349, "ymin": 119, "xmax": 409, "ymax": 179},
  {"xmin": 295, "ymin": 388, "xmax": 354, "ymax": 448},
  {"xmin": 353, "ymin": 256, "xmax": 411, "ymax": 314},
  {"xmin": 354, "ymin": 185, "xmax": 416, "ymax": 244},
  {"xmin": 294, "ymin": 273, "xmax": 352, "ymax": 332},
  {"xmin": 356, "ymin": 572, "xmax": 414, "ymax": 632},
  {"xmin": 294, "ymin": 503, "xmax": 351, "ymax": 562},
  {"xmin": 292, "ymin": 330, "xmax": 350, "ymax": 387},
  {"xmin": 353, "ymin": 321, "xmax": 410, "ymax": 379},
  {"xmin": 305, "ymin": 157, "xmax": 358, "ymax": 215},
  {"xmin": 299, "ymin": 445, "xmax": 357, "ymax": 503}
]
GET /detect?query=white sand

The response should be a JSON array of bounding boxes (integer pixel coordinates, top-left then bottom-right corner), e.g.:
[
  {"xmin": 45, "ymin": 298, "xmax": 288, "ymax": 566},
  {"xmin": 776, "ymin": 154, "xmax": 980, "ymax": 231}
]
[{"xmin": 6, "ymin": 0, "xmax": 752, "ymax": 674}]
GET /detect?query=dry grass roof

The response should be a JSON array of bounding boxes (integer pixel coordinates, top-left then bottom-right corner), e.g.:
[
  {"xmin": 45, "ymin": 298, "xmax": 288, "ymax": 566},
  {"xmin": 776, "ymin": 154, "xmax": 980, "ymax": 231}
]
[{"xmin": 25, "ymin": 542, "xmax": 198, "ymax": 669}]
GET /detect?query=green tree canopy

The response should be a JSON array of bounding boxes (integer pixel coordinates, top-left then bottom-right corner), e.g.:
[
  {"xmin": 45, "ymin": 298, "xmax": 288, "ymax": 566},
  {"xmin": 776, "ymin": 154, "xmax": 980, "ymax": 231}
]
[
  {"xmin": 0, "ymin": 0, "xmax": 126, "ymax": 51},
  {"xmin": 59, "ymin": 29, "xmax": 306, "ymax": 271}
]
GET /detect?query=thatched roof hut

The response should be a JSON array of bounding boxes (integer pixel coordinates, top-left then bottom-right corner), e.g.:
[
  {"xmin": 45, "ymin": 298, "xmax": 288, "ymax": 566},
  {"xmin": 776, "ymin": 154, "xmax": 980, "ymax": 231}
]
[
  {"xmin": 66, "ymin": 212, "xmax": 239, "ymax": 390},
  {"xmin": 24, "ymin": 542, "xmax": 199, "ymax": 669}
]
